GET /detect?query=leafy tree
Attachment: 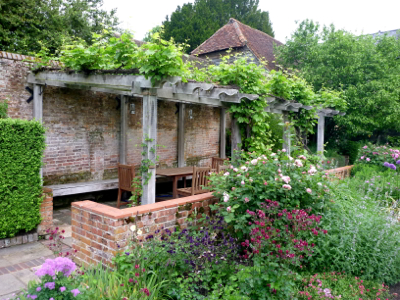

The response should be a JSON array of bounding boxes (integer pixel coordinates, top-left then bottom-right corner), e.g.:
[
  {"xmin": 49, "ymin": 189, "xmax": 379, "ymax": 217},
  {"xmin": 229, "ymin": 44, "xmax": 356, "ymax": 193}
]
[
  {"xmin": 162, "ymin": 0, "xmax": 274, "ymax": 53},
  {"xmin": 275, "ymin": 20, "xmax": 400, "ymax": 141},
  {"xmin": 143, "ymin": 25, "xmax": 163, "ymax": 42},
  {"xmin": 0, "ymin": 0, "xmax": 119, "ymax": 55}
]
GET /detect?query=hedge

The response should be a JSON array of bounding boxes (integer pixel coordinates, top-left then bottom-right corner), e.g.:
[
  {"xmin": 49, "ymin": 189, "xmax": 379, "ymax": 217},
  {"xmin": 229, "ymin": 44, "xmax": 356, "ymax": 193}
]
[{"xmin": 0, "ymin": 118, "xmax": 46, "ymax": 238}]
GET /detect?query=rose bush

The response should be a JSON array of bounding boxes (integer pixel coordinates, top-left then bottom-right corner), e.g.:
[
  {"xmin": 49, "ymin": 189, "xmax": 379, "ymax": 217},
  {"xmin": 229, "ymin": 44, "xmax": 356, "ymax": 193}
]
[
  {"xmin": 357, "ymin": 143, "xmax": 400, "ymax": 168},
  {"xmin": 209, "ymin": 150, "xmax": 333, "ymax": 238}
]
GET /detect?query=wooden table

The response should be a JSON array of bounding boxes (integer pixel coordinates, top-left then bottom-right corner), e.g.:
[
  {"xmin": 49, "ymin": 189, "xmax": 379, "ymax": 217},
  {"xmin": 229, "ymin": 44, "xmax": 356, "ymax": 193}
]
[{"xmin": 156, "ymin": 166, "xmax": 194, "ymax": 198}]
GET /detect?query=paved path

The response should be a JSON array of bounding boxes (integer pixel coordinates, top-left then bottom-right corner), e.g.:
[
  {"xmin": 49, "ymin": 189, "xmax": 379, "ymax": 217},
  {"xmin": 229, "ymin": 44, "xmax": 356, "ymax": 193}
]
[{"xmin": 0, "ymin": 239, "xmax": 72, "ymax": 299}]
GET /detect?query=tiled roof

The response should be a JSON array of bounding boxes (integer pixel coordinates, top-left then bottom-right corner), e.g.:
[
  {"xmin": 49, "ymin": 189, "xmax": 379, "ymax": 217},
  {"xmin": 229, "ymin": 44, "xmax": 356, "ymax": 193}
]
[
  {"xmin": 369, "ymin": 29, "xmax": 400, "ymax": 39},
  {"xmin": 191, "ymin": 18, "xmax": 283, "ymax": 70}
]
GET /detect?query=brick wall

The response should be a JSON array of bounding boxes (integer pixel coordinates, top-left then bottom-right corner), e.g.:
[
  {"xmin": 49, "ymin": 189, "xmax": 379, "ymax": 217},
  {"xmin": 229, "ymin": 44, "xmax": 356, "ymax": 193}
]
[
  {"xmin": 38, "ymin": 188, "xmax": 54, "ymax": 235},
  {"xmin": 0, "ymin": 51, "xmax": 224, "ymax": 186},
  {"xmin": 71, "ymin": 193, "xmax": 217, "ymax": 266}
]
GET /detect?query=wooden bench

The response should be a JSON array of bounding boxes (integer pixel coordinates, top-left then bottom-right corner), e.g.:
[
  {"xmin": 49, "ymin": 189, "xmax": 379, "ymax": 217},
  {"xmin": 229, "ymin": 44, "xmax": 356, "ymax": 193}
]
[{"xmin": 46, "ymin": 179, "xmax": 119, "ymax": 197}]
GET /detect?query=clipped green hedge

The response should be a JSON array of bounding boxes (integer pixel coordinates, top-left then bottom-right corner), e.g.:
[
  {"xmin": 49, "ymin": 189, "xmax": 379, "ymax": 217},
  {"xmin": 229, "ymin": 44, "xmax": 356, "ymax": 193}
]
[{"xmin": 0, "ymin": 119, "xmax": 46, "ymax": 238}]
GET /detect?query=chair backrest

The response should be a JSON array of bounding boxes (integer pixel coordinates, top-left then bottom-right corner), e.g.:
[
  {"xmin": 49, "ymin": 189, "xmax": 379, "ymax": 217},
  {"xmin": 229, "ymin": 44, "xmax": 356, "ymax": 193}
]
[
  {"xmin": 211, "ymin": 157, "xmax": 228, "ymax": 170},
  {"xmin": 217, "ymin": 164, "xmax": 229, "ymax": 173},
  {"xmin": 192, "ymin": 166, "xmax": 212, "ymax": 195},
  {"xmin": 118, "ymin": 164, "xmax": 136, "ymax": 191}
]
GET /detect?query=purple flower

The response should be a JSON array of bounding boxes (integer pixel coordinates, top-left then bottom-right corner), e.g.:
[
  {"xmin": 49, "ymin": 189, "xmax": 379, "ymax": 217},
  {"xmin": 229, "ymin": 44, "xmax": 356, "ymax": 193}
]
[
  {"xmin": 383, "ymin": 162, "xmax": 390, "ymax": 167},
  {"xmin": 44, "ymin": 282, "xmax": 55, "ymax": 290},
  {"xmin": 50, "ymin": 298, "xmax": 54, "ymax": 300},
  {"xmin": 30, "ymin": 296, "xmax": 38, "ymax": 300},
  {"xmin": 36, "ymin": 287, "xmax": 41, "ymax": 292},
  {"xmin": 389, "ymin": 164, "xmax": 397, "ymax": 170},
  {"xmin": 35, "ymin": 257, "xmax": 76, "ymax": 278},
  {"xmin": 60, "ymin": 286, "xmax": 66, "ymax": 292},
  {"xmin": 397, "ymin": 160, "xmax": 400, "ymax": 165},
  {"xmin": 71, "ymin": 289, "xmax": 81, "ymax": 297}
]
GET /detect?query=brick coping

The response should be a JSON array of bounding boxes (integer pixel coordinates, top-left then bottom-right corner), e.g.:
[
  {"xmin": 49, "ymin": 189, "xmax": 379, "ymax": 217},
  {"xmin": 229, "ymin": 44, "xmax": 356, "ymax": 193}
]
[{"xmin": 71, "ymin": 192, "xmax": 216, "ymax": 219}]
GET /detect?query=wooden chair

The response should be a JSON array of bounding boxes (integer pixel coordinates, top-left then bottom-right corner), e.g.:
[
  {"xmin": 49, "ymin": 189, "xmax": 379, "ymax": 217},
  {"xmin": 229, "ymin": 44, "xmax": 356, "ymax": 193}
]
[
  {"xmin": 217, "ymin": 164, "xmax": 229, "ymax": 173},
  {"xmin": 177, "ymin": 166, "xmax": 212, "ymax": 197},
  {"xmin": 117, "ymin": 164, "xmax": 138, "ymax": 208},
  {"xmin": 211, "ymin": 157, "xmax": 229, "ymax": 170}
]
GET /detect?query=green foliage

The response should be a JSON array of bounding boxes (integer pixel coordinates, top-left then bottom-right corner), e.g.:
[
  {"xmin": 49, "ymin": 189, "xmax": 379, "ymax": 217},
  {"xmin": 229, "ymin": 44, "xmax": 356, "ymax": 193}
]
[
  {"xmin": 198, "ymin": 54, "xmax": 273, "ymax": 153},
  {"xmin": 114, "ymin": 215, "xmax": 242, "ymax": 299},
  {"xmin": 295, "ymin": 272, "xmax": 394, "ymax": 299},
  {"xmin": 310, "ymin": 169, "xmax": 400, "ymax": 285},
  {"xmin": 187, "ymin": 54, "xmax": 346, "ymax": 153},
  {"xmin": 276, "ymin": 20, "xmax": 400, "ymax": 138},
  {"xmin": 143, "ymin": 26, "xmax": 163, "ymax": 42},
  {"xmin": 162, "ymin": 0, "xmax": 274, "ymax": 53},
  {"xmin": 0, "ymin": 0, "xmax": 119, "ymax": 55},
  {"xmin": 208, "ymin": 149, "xmax": 332, "ymax": 239},
  {"xmin": 42, "ymin": 30, "xmax": 189, "ymax": 86},
  {"xmin": 137, "ymin": 33, "xmax": 188, "ymax": 85},
  {"xmin": 81, "ymin": 264, "xmax": 168, "ymax": 299},
  {"xmin": 0, "ymin": 98, "xmax": 8, "ymax": 118},
  {"xmin": 0, "ymin": 119, "xmax": 45, "ymax": 238},
  {"xmin": 59, "ymin": 31, "xmax": 139, "ymax": 71}
]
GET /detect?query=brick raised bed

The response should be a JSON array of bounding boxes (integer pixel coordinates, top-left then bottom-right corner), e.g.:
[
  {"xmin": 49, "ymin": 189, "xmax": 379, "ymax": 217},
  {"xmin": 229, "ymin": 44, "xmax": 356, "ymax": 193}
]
[
  {"xmin": 71, "ymin": 193, "xmax": 217, "ymax": 267},
  {"xmin": 0, "ymin": 188, "xmax": 53, "ymax": 249}
]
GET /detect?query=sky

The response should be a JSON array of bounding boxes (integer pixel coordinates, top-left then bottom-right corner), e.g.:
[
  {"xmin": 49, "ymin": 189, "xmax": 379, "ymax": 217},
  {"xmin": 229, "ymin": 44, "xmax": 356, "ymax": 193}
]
[{"xmin": 102, "ymin": 0, "xmax": 400, "ymax": 43}]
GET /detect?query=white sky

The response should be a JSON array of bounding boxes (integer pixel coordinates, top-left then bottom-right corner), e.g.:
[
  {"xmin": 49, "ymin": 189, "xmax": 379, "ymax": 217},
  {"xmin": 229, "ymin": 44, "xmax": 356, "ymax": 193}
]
[{"xmin": 102, "ymin": 0, "xmax": 400, "ymax": 43}]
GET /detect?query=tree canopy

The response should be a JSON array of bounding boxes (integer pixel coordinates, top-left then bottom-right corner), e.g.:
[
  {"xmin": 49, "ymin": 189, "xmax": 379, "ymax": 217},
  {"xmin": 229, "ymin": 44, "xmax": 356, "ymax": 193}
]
[
  {"xmin": 162, "ymin": 0, "xmax": 274, "ymax": 53},
  {"xmin": 275, "ymin": 20, "xmax": 400, "ymax": 141},
  {"xmin": 0, "ymin": 0, "xmax": 119, "ymax": 55}
]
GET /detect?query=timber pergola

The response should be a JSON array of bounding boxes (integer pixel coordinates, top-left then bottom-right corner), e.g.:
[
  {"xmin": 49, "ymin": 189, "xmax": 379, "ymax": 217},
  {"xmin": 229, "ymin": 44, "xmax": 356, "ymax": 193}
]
[
  {"xmin": 264, "ymin": 97, "xmax": 345, "ymax": 153},
  {"xmin": 27, "ymin": 71, "xmax": 343, "ymax": 204}
]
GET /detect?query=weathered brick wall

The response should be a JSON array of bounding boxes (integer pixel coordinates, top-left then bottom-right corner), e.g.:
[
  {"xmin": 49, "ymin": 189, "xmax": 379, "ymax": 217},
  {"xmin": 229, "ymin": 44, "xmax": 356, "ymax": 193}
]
[
  {"xmin": 38, "ymin": 188, "xmax": 54, "ymax": 235},
  {"xmin": 0, "ymin": 52, "xmax": 223, "ymax": 185},
  {"xmin": 71, "ymin": 193, "xmax": 217, "ymax": 266}
]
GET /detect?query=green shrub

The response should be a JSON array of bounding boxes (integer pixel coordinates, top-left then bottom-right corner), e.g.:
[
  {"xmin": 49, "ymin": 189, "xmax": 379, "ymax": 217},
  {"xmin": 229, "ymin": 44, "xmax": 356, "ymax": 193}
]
[
  {"xmin": 0, "ymin": 118, "xmax": 46, "ymax": 238},
  {"xmin": 310, "ymin": 178, "xmax": 400, "ymax": 284}
]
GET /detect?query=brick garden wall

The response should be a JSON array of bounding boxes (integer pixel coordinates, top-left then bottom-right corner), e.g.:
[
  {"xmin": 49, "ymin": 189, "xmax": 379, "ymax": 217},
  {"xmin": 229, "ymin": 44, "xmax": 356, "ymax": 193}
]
[
  {"xmin": 71, "ymin": 193, "xmax": 217, "ymax": 266},
  {"xmin": 0, "ymin": 51, "xmax": 224, "ymax": 186},
  {"xmin": 38, "ymin": 188, "xmax": 54, "ymax": 235}
]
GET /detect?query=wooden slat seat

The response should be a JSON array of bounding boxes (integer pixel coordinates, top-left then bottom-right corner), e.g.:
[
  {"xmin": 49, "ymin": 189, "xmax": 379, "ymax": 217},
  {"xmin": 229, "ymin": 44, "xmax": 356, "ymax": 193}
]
[
  {"xmin": 117, "ymin": 164, "xmax": 140, "ymax": 208},
  {"xmin": 217, "ymin": 164, "xmax": 230, "ymax": 173},
  {"xmin": 177, "ymin": 166, "xmax": 212, "ymax": 197},
  {"xmin": 211, "ymin": 157, "xmax": 229, "ymax": 170}
]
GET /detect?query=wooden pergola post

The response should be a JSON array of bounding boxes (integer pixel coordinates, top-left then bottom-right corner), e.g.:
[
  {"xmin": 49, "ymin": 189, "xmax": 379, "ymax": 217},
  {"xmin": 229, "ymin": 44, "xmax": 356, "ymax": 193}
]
[
  {"xmin": 119, "ymin": 95, "xmax": 128, "ymax": 164},
  {"xmin": 231, "ymin": 117, "xmax": 241, "ymax": 159},
  {"xmin": 178, "ymin": 103, "xmax": 185, "ymax": 168},
  {"xmin": 282, "ymin": 111, "xmax": 291, "ymax": 152},
  {"xmin": 33, "ymin": 84, "xmax": 44, "ymax": 179},
  {"xmin": 141, "ymin": 88, "xmax": 157, "ymax": 205},
  {"xmin": 220, "ymin": 107, "xmax": 226, "ymax": 159},
  {"xmin": 317, "ymin": 113, "xmax": 325, "ymax": 155}
]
